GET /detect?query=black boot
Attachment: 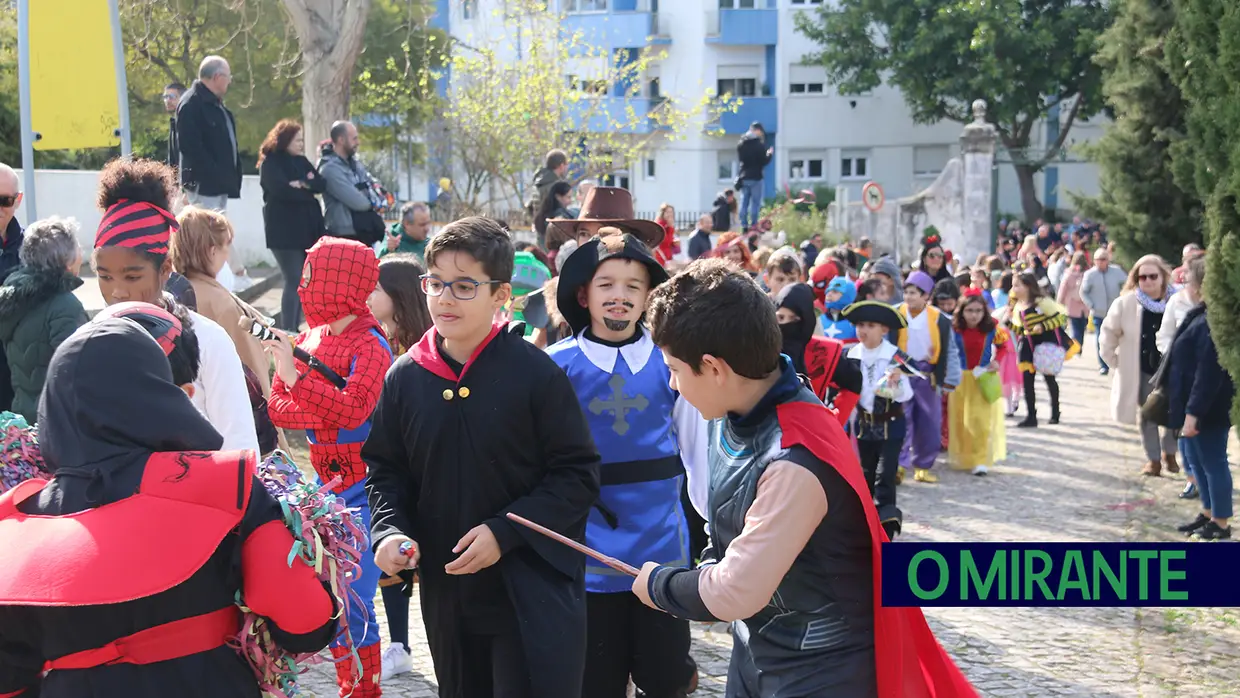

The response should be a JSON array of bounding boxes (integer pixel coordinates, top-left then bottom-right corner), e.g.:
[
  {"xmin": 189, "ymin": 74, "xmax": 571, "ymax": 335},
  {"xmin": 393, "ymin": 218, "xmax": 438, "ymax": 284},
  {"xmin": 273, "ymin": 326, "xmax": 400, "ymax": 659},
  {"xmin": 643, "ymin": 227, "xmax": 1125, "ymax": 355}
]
[
  {"xmin": 1016, "ymin": 415, "xmax": 1039, "ymax": 428},
  {"xmin": 1195, "ymin": 521, "xmax": 1232, "ymax": 541}
]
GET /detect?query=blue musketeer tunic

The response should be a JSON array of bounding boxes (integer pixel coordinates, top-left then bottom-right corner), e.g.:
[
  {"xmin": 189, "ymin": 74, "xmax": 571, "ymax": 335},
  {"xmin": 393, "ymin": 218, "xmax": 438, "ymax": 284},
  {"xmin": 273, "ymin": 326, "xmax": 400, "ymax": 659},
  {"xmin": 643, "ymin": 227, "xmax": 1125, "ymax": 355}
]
[{"xmin": 550, "ymin": 329, "xmax": 708, "ymax": 593}]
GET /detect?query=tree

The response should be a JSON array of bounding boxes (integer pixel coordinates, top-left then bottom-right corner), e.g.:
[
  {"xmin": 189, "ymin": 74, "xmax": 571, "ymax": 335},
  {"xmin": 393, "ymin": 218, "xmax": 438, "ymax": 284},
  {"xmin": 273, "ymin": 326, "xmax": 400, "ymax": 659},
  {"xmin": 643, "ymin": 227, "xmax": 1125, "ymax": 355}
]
[
  {"xmin": 280, "ymin": 0, "xmax": 373, "ymax": 149},
  {"xmin": 439, "ymin": 0, "xmax": 734, "ymax": 214},
  {"xmin": 1165, "ymin": 0, "xmax": 1240, "ymax": 417},
  {"xmin": 1073, "ymin": 0, "xmax": 1202, "ymax": 265},
  {"xmin": 121, "ymin": 0, "xmax": 301, "ymax": 167},
  {"xmin": 794, "ymin": 0, "xmax": 1112, "ymax": 224}
]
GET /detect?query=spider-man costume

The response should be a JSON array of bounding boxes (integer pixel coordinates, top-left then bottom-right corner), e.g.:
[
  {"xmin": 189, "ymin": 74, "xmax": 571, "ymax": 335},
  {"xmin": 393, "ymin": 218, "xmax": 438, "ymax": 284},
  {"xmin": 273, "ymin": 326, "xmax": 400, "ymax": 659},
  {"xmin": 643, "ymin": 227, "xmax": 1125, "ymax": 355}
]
[{"xmin": 268, "ymin": 237, "xmax": 391, "ymax": 698}]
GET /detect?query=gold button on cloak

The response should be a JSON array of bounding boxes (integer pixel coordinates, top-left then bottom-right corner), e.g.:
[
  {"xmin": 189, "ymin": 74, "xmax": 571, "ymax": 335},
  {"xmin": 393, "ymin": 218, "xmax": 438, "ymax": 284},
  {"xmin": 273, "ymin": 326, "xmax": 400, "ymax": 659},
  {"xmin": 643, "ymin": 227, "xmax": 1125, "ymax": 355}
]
[
  {"xmin": 459, "ymin": 386, "xmax": 471, "ymax": 398},
  {"xmin": 442, "ymin": 388, "xmax": 454, "ymax": 400}
]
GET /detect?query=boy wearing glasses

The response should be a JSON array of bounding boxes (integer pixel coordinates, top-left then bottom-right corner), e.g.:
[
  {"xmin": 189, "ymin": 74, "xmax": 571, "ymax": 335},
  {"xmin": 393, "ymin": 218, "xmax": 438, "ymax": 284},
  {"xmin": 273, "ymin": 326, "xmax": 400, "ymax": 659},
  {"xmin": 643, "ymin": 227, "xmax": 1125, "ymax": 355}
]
[
  {"xmin": 364, "ymin": 217, "xmax": 601, "ymax": 698},
  {"xmin": 264, "ymin": 235, "xmax": 393, "ymax": 697}
]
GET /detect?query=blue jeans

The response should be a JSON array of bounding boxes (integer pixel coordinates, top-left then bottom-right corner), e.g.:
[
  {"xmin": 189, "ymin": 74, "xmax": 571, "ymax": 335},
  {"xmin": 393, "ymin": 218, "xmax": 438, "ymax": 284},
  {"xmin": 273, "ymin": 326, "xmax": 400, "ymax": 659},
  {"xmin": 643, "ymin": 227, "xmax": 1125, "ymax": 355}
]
[
  {"xmin": 330, "ymin": 480, "xmax": 382, "ymax": 650},
  {"xmin": 1092, "ymin": 315, "xmax": 1107, "ymax": 370},
  {"xmin": 1069, "ymin": 315, "xmax": 1088, "ymax": 345},
  {"xmin": 1178, "ymin": 436, "xmax": 1196, "ymax": 481},
  {"xmin": 1184, "ymin": 426, "xmax": 1233, "ymax": 519},
  {"xmin": 740, "ymin": 178, "xmax": 764, "ymax": 230}
]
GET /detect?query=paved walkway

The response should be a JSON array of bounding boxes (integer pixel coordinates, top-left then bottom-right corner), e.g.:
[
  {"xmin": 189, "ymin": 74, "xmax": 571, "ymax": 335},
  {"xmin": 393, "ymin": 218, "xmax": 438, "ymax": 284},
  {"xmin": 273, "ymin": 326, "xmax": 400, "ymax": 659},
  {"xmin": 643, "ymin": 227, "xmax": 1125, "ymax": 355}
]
[{"xmin": 296, "ymin": 341, "xmax": 1239, "ymax": 697}]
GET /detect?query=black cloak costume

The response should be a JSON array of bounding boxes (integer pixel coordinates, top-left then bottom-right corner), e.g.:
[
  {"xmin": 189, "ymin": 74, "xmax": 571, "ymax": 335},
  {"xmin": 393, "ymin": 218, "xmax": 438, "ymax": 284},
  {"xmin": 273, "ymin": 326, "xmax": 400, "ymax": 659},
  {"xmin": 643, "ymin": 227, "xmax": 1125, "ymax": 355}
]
[{"xmin": 364, "ymin": 325, "xmax": 601, "ymax": 698}]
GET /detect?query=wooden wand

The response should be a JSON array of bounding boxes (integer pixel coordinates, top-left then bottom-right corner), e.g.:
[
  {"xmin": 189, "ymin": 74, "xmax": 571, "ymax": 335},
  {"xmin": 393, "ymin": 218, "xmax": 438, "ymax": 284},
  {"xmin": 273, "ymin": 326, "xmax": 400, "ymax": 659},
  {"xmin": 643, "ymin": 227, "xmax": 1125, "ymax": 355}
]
[{"xmin": 505, "ymin": 512, "xmax": 640, "ymax": 577}]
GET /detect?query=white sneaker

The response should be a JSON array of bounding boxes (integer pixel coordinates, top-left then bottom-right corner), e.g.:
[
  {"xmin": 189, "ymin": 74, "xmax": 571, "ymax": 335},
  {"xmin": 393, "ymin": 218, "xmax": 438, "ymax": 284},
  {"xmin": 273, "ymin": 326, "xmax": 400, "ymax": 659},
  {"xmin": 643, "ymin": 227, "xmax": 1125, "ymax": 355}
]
[
  {"xmin": 972, "ymin": 465, "xmax": 989, "ymax": 476},
  {"xmin": 380, "ymin": 643, "xmax": 413, "ymax": 681}
]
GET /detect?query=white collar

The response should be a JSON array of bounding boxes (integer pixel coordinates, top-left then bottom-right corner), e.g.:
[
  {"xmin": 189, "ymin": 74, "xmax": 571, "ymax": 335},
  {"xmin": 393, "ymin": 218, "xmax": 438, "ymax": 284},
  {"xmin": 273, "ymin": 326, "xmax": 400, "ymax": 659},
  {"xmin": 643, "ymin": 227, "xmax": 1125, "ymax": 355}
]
[{"xmin": 577, "ymin": 327, "xmax": 656, "ymax": 374}]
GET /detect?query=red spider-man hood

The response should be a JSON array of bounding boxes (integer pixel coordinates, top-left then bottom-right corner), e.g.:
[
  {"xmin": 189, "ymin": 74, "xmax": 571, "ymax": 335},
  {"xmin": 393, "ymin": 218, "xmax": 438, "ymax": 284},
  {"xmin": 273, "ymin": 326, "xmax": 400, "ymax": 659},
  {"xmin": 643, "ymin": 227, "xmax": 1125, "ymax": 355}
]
[{"xmin": 298, "ymin": 236, "xmax": 380, "ymax": 327}]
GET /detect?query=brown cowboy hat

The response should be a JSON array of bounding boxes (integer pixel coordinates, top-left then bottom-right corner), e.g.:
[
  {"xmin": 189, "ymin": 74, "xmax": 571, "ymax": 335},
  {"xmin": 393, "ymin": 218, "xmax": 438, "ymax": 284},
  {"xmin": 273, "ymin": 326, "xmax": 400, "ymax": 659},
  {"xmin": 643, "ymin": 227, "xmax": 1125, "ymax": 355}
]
[{"xmin": 546, "ymin": 186, "xmax": 666, "ymax": 249}]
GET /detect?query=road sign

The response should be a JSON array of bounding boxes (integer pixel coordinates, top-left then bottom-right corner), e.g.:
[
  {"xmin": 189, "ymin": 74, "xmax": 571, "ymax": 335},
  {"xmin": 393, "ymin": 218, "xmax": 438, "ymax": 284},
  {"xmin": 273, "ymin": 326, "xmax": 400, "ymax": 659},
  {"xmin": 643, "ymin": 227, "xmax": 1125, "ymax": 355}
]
[{"xmin": 862, "ymin": 181, "xmax": 885, "ymax": 212}]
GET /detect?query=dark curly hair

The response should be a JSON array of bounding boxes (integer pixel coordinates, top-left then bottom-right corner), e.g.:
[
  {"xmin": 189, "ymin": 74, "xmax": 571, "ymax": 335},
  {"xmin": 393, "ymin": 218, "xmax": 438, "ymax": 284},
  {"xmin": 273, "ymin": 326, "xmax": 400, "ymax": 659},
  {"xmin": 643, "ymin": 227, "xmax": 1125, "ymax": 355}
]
[
  {"xmin": 953, "ymin": 293, "xmax": 996, "ymax": 334},
  {"xmin": 258, "ymin": 119, "xmax": 303, "ymax": 166},
  {"xmin": 96, "ymin": 158, "xmax": 176, "ymax": 213}
]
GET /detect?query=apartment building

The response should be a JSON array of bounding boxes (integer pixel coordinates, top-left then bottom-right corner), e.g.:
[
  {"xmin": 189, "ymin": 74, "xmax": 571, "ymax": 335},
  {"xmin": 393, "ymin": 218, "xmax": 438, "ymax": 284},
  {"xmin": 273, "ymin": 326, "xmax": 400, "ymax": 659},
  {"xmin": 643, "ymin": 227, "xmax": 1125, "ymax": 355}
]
[{"xmin": 428, "ymin": 0, "xmax": 1100, "ymax": 221}]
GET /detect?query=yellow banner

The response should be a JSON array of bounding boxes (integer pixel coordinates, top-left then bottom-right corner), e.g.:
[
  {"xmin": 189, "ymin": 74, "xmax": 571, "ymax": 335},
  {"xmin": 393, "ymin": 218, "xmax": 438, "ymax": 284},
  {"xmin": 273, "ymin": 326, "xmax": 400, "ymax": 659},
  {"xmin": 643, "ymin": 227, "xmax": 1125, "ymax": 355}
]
[{"xmin": 29, "ymin": 0, "xmax": 121, "ymax": 150}]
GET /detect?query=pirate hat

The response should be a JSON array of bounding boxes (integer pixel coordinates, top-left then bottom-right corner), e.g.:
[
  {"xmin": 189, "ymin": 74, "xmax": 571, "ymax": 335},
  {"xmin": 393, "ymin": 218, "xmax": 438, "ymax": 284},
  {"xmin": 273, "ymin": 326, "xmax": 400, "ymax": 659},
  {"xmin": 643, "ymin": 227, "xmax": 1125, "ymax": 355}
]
[
  {"xmin": 546, "ymin": 187, "xmax": 666, "ymax": 249},
  {"xmin": 842, "ymin": 300, "xmax": 906, "ymax": 330},
  {"xmin": 557, "ymin": 230, "xmax": 669, "ymax": 333}
]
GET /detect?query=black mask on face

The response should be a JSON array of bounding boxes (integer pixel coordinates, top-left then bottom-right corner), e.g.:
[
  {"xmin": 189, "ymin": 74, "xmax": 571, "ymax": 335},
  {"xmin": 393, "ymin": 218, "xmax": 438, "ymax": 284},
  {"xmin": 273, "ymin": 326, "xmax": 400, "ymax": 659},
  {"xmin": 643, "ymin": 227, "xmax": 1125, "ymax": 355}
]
[{"xmin": 780, "ymin": 321, "xmax": 808, "ymax": 374}]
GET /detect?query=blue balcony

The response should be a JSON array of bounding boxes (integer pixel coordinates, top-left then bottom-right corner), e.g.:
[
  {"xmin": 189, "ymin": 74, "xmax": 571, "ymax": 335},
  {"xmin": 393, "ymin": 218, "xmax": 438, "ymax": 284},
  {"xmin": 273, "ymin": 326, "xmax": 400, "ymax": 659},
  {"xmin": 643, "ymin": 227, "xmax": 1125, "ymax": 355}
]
[
  {"xmin": 565, "ymin": 97, "xmax": 665, "ymax": 135},
  {"xmin": 719, "ymin": 97, "xmax": 777, "ymax": 136},
  {"xmin": 705, "ymin": 7, "xmax": 777, "ymax": 46},
  {"xmin": 562, "ymin": 2, "xmax": 671, "ymax": 49}
]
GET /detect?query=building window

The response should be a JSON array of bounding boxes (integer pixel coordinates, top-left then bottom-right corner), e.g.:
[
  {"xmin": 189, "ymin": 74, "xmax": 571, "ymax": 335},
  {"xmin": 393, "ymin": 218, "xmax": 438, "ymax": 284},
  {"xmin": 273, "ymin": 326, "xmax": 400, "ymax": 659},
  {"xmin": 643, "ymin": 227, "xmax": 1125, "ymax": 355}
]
[
  {"xmin": 789, "ymin": 0, "xmax": 824, "ymax": 5},
  {"xmin": 716, "ymin": 78, "xmax": 757, "ymax": 98},
  {"xmin": 718, "ymin": 152, "xmax": 739, "ymax": 182},
  {"xmin": 789, "ymin": 82, "xmax": 824, "ymax": 94},
  {"xmin": 790, "ymin": 157, "xmax": 825, "ymax": 181},
  {"xmin": 565, "ymin": 0, "xmax": 608, "ymax": 12},
  {"xmin": 462, "ymin": 0, "xmax": 477, "ymax": 19},
  {"xmin": 601, "ymin": 172, "xmax": 631, "ymax": 190},
  {"xmin": 720, "ymin": 0, "xmax": 758, "ymax": 8},
  {"xmin": 645, "ymin": 158, "xmax": 657, "ymax": 180},
  {"xmin": 840, "ymin": 152, "xmax": 869, "ymax": 180},
  {"xmin": 649, "ymin": 77, "xmax": 661, "ymax": 99},
  {"xmin": 913, "ymin": 145, "xmax": 950, "ymax": 176}
]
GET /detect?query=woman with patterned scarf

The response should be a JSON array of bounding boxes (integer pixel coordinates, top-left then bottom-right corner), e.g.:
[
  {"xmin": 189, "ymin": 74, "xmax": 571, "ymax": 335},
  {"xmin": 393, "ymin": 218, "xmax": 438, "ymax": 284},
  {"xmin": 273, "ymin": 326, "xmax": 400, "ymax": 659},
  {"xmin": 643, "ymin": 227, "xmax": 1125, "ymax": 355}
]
[{"xmin": 1099, "ymin": 254, "xmax": 1180, "ymax": 476}]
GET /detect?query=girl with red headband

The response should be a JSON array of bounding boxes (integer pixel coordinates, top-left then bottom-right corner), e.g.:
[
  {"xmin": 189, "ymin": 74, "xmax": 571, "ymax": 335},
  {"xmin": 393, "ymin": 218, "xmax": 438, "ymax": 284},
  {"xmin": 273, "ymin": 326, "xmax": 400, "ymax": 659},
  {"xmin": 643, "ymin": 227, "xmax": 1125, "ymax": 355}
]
[{"xmin": 91, "ymin": 159, "xmax": 259, "ymax": 453}]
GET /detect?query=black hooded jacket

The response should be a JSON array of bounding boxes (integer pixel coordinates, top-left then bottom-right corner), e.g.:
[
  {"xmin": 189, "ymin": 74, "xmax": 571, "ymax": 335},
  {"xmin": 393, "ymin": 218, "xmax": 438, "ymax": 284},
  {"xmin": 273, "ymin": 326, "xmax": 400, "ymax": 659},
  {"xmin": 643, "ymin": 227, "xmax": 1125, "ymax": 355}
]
[
  {"xmin": 777, "ymin": 283, "xmax": 864, "ymax": 399},
  {"xmin": 0, "ymin": 319, "xmax": 334, "ymax": 698}
]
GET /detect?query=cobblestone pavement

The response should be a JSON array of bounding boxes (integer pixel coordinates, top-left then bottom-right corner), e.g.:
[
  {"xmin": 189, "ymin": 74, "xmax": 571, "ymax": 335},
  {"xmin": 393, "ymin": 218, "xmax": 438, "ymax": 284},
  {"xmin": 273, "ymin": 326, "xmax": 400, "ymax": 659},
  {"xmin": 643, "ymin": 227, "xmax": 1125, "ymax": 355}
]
[{"xmin": 296, "ymin": 341, "xmax": 1239, "ymax": 697}]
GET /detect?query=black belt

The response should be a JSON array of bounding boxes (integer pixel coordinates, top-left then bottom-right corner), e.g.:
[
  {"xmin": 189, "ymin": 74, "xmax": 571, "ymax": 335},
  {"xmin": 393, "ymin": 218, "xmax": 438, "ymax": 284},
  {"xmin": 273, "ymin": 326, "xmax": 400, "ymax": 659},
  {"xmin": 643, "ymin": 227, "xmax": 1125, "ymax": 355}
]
[
  {"xmin": 599, "ymin": 455, "xmax": 685, "ymax": 486},
  {"xmin": 859, "ymin": 405, "xmax": 903, "ymax": 424}
]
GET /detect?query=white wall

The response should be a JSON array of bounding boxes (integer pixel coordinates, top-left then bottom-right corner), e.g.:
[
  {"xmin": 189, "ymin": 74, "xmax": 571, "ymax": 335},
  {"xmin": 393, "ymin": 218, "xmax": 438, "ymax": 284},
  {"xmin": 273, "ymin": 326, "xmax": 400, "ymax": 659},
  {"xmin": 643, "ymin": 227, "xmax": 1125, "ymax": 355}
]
[{"xmin": 14, "ymin": 169, "xmax": 275, "ymax": 267}]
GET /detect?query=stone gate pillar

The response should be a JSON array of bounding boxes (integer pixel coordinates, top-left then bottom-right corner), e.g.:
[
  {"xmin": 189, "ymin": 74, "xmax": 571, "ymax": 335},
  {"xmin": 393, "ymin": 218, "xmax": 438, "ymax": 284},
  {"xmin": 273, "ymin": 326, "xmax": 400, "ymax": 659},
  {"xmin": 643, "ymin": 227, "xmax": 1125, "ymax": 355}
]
[{"xmin": 959, "ymin": 99, "xmax": 997, "ymax": 262}]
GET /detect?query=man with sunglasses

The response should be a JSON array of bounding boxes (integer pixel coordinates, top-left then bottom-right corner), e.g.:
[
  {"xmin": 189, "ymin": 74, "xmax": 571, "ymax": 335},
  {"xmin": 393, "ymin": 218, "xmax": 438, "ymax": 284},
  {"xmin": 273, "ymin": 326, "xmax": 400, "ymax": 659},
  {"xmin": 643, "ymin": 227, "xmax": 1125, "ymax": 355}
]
[
  {"xmin": 162, "ymin": 82, "xmax": 186, "ymax": 169},
  {"xmin": 0, "ymin": 163, "xmax": 24, "ymax": 411}
]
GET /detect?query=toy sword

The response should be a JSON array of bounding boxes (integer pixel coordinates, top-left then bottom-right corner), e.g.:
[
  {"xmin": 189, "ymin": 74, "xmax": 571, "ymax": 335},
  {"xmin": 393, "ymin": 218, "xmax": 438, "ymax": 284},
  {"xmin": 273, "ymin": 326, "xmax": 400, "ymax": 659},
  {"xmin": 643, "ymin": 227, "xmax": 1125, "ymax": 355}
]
[{"xmin": 505, "ymin": 512, "xmax": 640, "ymax": 577}]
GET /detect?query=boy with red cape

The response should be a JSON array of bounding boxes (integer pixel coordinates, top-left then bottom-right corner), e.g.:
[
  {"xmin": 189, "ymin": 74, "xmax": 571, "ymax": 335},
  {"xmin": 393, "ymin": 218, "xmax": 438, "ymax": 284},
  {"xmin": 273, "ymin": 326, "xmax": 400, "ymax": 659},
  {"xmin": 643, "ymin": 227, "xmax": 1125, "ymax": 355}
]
[{"xmin": 632, "ymin": 259, "xmax": 976, "ymax": 697}]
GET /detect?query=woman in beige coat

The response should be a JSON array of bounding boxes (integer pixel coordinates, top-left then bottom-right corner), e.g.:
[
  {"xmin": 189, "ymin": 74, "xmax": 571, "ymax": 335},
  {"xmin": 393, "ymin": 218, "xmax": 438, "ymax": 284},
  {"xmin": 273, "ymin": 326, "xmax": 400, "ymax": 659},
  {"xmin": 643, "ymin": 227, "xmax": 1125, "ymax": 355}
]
[
  {"xmin": 170, "ymin": 208, "xmax": 276, "ymax": 440},
  {"xmin": 1099, "ymin": 254, "xmax": 1179, "ymax": 476}
]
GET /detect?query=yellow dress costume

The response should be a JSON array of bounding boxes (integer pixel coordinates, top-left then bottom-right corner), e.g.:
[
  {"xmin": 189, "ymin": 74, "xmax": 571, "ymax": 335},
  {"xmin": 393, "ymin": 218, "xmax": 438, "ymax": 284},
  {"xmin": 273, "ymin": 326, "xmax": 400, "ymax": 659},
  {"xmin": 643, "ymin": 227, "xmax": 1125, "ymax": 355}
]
[{"xmin": 949, "ymin": 326, "xmax": 1011, "ymax": 471}]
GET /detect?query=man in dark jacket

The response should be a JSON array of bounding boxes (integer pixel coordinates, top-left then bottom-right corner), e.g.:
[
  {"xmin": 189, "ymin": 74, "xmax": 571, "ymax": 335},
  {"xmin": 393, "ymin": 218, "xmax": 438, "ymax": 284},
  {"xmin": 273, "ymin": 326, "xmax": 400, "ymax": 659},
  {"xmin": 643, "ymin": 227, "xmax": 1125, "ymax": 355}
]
[
  {"xmin": 176, "ymin": 56, "xmax": 241, "ymax": 212},
  {"xmin": 528, "ymin": 149, "xmax": 569, "ymax": 213},
  {"xmin": 711, "ymin": 189, "xmax": 734, "ymax": 232},
  {"xmin": 0, "ymin": 164, "xmax": 23, "ymax": 411},
  {"xmin": 318, "ymin": 120, "xmax": 380, "ymax": 241},
  {"xmin": 736, "ymin": 122, "xmax": 772, "ymax": 231},
  {"xmin": 162, "ymin": 82, "xmax": 186, "ymax": 169},
  {"xmin": 687, "ymin": 214, "xmax": 714, "ymax": 260}
]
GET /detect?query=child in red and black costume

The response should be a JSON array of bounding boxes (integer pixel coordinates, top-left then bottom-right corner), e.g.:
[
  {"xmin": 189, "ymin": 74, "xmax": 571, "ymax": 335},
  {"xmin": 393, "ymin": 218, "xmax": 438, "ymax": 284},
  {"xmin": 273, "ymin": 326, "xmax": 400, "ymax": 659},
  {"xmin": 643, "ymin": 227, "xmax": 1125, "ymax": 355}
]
[
  {"xmin": 774, "ymin": 282, "xmax": 862, "ymax": 424},
  {"xmin": 263, "ymin": 237, "xmax": 393, "ymax": 698},
  {"xmin": 0, "ymin": 308, "xmax": 336, "ymax": 698}
]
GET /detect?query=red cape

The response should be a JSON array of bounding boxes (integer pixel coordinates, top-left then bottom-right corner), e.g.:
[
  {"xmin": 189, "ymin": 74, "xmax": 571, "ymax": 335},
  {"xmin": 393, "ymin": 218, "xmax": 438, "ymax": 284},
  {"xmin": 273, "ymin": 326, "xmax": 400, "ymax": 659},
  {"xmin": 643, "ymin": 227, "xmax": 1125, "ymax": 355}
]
[
  {"xmin": 776, "ymin": 400, "xmax": 978, "ymax": 698},
  {"xmin": 803, "ymin": 336, "xmax": 859, "ymax": 426},
  {"xmin": 0, "ymin": 450, "xmax": 254, "ymax": 606}
]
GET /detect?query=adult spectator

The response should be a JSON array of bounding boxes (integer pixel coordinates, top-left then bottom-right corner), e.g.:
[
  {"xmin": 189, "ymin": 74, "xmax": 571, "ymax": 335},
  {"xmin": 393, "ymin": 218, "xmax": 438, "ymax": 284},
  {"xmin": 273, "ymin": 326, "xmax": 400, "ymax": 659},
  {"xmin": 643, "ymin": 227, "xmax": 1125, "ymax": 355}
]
[
  {"xmin": 1172, "ymin": 243, "xmax": 1204, "ymax": 285},
  {"xmin": 1079, "ymin": 247, "xmax": 1127, "ymax": 375},
  {"xmin": 529, "ymin": 149, "xmax": 569, "ymax": 212},
  {"xmin": 736, "ymin": 121, "xmax": 772, "ymax": 230},
  {"xmin": 1056, "ymin": 251, "xmax": 1091, "ymax": 344},
  {"xmin": 383, "ymin": 201, "xmax": 432, "ymax": 261},
  {"xmin": 1169, "ymin": 257, "xmax": 1234, "ymax": 540},
  {"xmin": 318, "ymin": 120, "xmax": 384, "ymax": 244},
  {"xmin": 175, "ymin": 56, "xmax": 241, "ymax": 211},
  {"xmin": 919, "ymin": 237, "xmax": 952, "ymax": 283},
  {"xmin": 800, "ymin": 232, "xmax": 823, "ymax": 273},
  {"xmin": 0, "ymin": 163, "xmax": 24, "ymax": 410},
  {"xmin": 567, "ymin": 179, "xmax": 595, "ymax": 218},
  {"xmin": 688, "ymin": 214, "xmax": 714, "ymax": 260},
  {"xmin": 0, "ymin": 216, "xmax": 87, "ymax": 423},
  {"xmin": 259, "ymin": 119, "xmax": 325, "ymax": 330},
  {"xmin": 534, "ymin": 181, "xmax": 573, "ymax": 249},
  {"xmin": 711, "ymin": 189, "xmax": 735, "ymax": 232},
  {"xmin": 171, "ymin": 206, "xmax": 271, "ymax": 403},
  {"xmin": 1099, "ymin": 255, "xmax": 1178, "ymax": 476},
  {"xmin": 162, "ymin": 82, "xmax": 186, "ymax": 169}
]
